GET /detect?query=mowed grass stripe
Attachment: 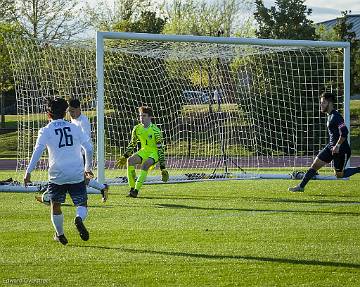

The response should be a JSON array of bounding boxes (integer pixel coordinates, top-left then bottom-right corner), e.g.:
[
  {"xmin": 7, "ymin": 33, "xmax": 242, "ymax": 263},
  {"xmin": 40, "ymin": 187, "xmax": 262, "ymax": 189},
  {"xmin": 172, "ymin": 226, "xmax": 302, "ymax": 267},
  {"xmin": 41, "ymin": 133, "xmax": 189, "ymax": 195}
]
[{"xmin": 0, "ymin": 177, "xmax": 360, "ymax": 286}]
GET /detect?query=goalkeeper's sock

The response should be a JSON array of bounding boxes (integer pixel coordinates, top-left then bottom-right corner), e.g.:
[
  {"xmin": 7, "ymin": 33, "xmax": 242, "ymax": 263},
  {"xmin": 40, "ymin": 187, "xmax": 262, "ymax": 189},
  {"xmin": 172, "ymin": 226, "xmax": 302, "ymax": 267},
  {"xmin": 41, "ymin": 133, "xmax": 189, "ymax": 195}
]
[
  {"xmin": 88, "ymin": 179, "xmax": 105, "ymax": 191},
  {"xmin": 51, "ymin": 213, "xmax": 64, "ymax": 236},
  {"xmin": 76, "ymin": 206, "xmax": 88, "ymax": 221},
  {"xmin": 343, "ymin": 167, "xmax": 360, "ymax": 178},
  {"xmin": 299, "ymin": 168, "xmax": 317, "ymax": 188},
  {"xmin": 127, "ymin": 165, "xmax": 136, "ymax": 189},
  {"xmin": 135, "ymin": 169, "xmax": 148, "ymax": 191}
]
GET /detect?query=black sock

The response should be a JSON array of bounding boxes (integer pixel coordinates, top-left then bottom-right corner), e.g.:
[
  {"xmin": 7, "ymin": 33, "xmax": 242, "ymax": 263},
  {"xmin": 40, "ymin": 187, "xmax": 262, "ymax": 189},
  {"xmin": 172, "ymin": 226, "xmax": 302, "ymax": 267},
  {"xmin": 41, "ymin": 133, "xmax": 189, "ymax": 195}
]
[
  {"xmin": 299, "ymin": 168, "xmax": 317, "ymax": 188},
  {"xmin": 343, "ymin": 167, "xmax": 360, "ymax": 178}
]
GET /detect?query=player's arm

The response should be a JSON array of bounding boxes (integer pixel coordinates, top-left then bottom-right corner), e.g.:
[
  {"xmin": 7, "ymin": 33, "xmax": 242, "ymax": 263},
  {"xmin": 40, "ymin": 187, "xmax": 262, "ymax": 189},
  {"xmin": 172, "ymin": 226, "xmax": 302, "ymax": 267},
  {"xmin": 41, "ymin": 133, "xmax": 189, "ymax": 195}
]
[
  {"xmin": 117, "ymin": 126, "xmax": 138, "ymax": 166},
  {"xmin": 332, "ymin": 117, "xmax": 349, "ymax": 154},
  {"xmin": 24, "ymin": 129, "xmax": 47, "ymax": 186},
  {"xmin": 154, "ymin": 128, "xmax": 168, "ymax": 182},
  {"xmin": 79, "ymin": 128, "xmax": 93, "ymax": 172}
]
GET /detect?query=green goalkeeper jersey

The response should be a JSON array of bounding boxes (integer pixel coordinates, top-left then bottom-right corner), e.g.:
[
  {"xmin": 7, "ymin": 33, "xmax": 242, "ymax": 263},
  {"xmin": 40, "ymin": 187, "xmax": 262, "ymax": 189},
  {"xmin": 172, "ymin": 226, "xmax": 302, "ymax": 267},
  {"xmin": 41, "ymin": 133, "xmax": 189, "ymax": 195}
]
[{"xmin": 124, "ymin": 123, "xmax": 165, "ymax": 168}]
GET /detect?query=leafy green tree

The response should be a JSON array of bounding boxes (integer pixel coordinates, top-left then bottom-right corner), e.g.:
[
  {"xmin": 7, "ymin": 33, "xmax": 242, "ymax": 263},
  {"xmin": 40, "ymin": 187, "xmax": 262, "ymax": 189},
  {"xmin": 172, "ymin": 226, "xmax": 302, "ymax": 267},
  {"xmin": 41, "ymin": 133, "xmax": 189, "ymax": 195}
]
[
  {"xmin": 0, "ymin": 0, "xmax": 16, "ymax": 22},
  {"xmin": 254, "ymin": 0, "xmax": 316, "ymax": 40},
  {"xmin": 86, "ymin": 0, "xmax": 151, "ymax": 31},
  {"xmin": 316, "ymin": 11, "xmax": 360, "ymax": 95},
  {"xmin": 15, "ymin": 0, "xmax": 89, "ymax": 41},
  {"xmin": 0, "ymin": 24, "xmax": 24, "ymax": 128},
  {"xmin": 162, "ymin": 0, "xmax": 251, "ymax": 37},
  {"xmin": 112, "ymin": 11, "xmax": 166, "ymax": 34}
]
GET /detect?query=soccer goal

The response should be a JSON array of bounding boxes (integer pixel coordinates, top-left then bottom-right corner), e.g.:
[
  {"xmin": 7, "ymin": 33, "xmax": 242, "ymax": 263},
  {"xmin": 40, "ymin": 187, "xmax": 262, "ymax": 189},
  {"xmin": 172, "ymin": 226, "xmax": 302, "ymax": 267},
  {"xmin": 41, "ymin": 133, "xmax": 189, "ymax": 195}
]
[{"xmin": 5, "ymin": 32, "xmax": 350, "ymax": 186}]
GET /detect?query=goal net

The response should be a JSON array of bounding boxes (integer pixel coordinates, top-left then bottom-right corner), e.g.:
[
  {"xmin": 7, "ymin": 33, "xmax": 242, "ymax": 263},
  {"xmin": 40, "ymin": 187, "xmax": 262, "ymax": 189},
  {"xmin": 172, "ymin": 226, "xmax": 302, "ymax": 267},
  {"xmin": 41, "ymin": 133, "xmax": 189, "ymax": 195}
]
[{"xmin": 5, "ymin": 33, "xmax": 350, "ymax": 185}]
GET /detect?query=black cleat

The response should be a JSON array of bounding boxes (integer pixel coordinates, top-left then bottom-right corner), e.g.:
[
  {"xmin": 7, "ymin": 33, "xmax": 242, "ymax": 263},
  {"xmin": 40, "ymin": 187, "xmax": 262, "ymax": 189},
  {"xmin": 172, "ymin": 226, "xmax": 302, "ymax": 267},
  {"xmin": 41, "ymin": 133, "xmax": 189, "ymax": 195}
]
[
  {"xmin": 288, "ymin": 185, "xmax": 305, "ymax": 192},
  {"xmin": 101, "ymin": 184, "xmax": 109, "ymax": 202},
  {"xmin": 54, "ymin": 233, "xmax": 68, "ymax": 245},
  {"xmin": 127, "ymin": 188, "xmax": 138, "ymax": 198},
  {"xmin": 74, "ymin": 216, "xmax": 89, "ymax": 241}
]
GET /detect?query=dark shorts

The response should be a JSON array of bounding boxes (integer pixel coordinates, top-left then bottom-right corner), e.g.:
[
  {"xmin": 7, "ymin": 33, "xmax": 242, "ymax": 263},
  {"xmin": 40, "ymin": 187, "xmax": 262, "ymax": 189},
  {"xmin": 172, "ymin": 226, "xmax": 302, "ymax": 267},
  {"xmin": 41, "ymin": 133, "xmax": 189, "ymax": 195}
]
[
  {"xmin": 317, "ymin": 145, "xmax": 351, "ymax": 172},
  {"xmin": 48, "ymin": 181, "xmax": 87, "ymax": 206}
]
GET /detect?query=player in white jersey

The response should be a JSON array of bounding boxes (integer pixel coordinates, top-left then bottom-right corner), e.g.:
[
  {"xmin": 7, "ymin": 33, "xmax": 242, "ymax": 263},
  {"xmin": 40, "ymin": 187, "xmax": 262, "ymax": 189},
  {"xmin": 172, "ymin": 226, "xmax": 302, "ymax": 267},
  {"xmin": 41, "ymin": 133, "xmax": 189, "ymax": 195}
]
[
  {"xmin": 68, "ymin": 99, "xmax": 109, "ymax": 202},
  {"xmin": 24, "ymin": 98, "xmax": 93, "ymax": 245}
]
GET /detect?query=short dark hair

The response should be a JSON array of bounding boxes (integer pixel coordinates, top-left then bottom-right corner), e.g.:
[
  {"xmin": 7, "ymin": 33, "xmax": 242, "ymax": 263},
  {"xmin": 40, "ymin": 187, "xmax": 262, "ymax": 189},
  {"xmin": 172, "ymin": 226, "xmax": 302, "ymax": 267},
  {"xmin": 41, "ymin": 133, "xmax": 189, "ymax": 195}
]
[
  {"xmin": 47, "ymin": 97, "xmax": 68, "ymax": 119},
  {"xmin": 320, "ymin": 92, "xmax": 336, "ymax": 103},
  {"xmin": 68, "ymin": 98, "xmax": 81, "ymax": 108},
  {"xmin": 138, "ymin": 106, "xmax": 153, "ymax": 117}
]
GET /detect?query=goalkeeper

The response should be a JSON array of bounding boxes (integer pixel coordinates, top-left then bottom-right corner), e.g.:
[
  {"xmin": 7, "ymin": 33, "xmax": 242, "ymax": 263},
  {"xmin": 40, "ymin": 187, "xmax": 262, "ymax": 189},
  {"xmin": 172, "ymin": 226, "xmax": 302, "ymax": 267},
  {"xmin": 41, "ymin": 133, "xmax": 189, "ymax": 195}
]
[{"xmin": 117, "ymin": 106, "xmax": 168, "ymax": 198}]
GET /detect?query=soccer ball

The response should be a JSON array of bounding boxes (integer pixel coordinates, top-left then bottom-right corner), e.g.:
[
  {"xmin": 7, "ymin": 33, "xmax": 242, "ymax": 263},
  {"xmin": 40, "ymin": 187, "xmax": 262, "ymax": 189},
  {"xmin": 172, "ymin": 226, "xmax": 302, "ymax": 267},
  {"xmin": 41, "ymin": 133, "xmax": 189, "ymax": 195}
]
[{"xmin": 41, "ymin": 191, "xmax": 51, "ymax": 205}]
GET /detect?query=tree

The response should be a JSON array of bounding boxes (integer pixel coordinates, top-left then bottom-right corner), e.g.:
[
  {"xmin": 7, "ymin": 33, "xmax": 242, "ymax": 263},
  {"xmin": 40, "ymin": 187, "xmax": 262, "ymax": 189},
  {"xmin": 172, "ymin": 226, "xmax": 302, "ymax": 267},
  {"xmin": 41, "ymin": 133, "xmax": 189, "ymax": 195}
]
[
  {"xmin": 86, "ymin": 0, "xmax": 151, "ymax": 31},
  {"xmin": 333, "ymin": 11, "xmax": 359, "ymax": 95},
  {"xmin": 254, "ymin": 0, "xmax": 316, "ymax": 40},
  {"xmin": 1, "ymin": 26, "xmax": 25, "ymax": 129},
  {"xmin": 112, "ymin": 11, "xmax": 166, "ymax": 34},
  {"xmin": 15, "ymin": 0, "xmax": 89, "ymax": 40},
  {"xmin": 162, "ymin": 0, "xmax": 251, "ymax": 37},
  {"xmin": 0, "ymin": 0, "xmax": 17, "ymax": 22},
  {"xmin": 316, "ymin": 11, "xmax": 360, "ymax": 95},
  {"xmin": 333, "ymin": 10, "xmax": 357, "ymax": 41}
]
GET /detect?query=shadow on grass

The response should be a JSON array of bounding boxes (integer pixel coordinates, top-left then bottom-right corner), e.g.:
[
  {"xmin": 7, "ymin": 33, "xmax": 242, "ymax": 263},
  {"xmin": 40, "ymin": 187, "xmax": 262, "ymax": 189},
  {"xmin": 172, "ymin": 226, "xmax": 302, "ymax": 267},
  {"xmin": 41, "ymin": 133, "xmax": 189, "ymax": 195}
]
[
  {"xmin": 108, "ymin": 193, "xmax": 360, "ymax": 204},
  {"xmin": 134, "ymin": 194, "xmax": 237, "ymax": 201},
  {"xmin": 242, "ymin": 197, "xmax": 360, "ymax": 205},
  {"xmin": 155, "ymin": 203, "xmax": 360, "ymax": 216},
  {"xmin": 74, "ymin": 245, "xmax": 360, "ymax": 269}
]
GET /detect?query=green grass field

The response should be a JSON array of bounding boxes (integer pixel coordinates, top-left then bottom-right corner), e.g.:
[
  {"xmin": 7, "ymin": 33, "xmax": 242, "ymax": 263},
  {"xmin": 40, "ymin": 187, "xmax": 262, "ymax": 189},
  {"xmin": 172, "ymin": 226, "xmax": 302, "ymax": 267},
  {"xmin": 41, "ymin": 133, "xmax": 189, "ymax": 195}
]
[{"xmin": 1, "ymin": 173, "xmax": 360, "ymax": 286}]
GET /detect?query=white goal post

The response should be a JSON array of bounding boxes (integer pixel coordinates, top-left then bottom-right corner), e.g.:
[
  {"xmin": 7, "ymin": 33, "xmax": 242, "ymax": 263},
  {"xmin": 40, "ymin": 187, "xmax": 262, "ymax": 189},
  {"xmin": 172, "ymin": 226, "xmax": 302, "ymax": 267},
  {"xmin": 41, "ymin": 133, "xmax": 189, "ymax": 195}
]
[
  {"xmin": 3, "ymin": 32, "xmax": 351, "ymax": 188},
  {"xmin": 95, "ymin": 32, "xmax": 350, "ymax": 183}
]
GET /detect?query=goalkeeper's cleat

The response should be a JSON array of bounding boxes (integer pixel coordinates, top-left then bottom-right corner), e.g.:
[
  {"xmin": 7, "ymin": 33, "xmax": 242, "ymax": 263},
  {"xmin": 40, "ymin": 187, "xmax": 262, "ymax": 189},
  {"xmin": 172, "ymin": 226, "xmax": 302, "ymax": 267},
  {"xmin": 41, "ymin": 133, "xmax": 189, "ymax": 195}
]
[
  {"xmin": 127, "ymin": 188, "xmax": 138, "ymax": 198},
  {"xmin": 288, "ymin": 185, "xmax": 304, "ymax": 192},
  {"xmin": 101, "ymin": 184, "xmax": 109, "ymax": 203},
  {"xmin": 161, "ymin": 169, "xmax": 169, "ymax": 183},
  {"xmin": 35, "ymin": 195, "xmax": 43, "ymax": 203},
  {"xmin": 54, "ymin": 233, "xmax": 68, "ymax": 245},
  {"xmin": 74, "ymin": 216, "xmax": 89, "ymax": 241}
]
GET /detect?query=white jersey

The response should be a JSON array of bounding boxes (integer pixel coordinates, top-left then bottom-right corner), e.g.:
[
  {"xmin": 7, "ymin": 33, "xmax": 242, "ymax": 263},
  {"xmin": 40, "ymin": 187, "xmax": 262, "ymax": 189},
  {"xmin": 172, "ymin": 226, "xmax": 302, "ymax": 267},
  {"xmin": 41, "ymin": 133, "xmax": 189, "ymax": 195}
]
[
  {"xmin": 71, "ymin": 113, "xmax": 91, "ymax": 139},
  {"xmin": 26, "ymin": 119, "xmax": 93, "ymax": 185}
]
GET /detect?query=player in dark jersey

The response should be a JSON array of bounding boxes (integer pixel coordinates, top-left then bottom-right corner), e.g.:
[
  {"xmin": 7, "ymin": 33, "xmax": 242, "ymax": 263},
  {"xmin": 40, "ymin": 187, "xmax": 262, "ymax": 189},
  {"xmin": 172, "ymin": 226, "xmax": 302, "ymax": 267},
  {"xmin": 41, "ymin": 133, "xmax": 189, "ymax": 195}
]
[{"xmin": 289, "ymin": 92, "xmax": 360, "ymax": 192}]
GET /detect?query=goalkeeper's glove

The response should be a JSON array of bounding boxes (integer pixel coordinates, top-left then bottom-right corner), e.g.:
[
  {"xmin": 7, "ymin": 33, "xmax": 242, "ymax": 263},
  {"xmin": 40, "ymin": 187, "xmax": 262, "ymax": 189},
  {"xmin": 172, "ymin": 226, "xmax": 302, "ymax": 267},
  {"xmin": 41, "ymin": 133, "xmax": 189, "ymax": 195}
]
[
  {"xmin": 85, "ymin": 170, "xmax": 94, "ymax": 179},
  {"xmin": 161, "ymin": 168, "xmax": 169, "ymax": 183},
  {"xmin": 116, "ymin": 155, "xmax": 128, "ymax": 167},
  {"xmin": 84, "ymin": 170, "xmax": 94, "ymax": 184}
]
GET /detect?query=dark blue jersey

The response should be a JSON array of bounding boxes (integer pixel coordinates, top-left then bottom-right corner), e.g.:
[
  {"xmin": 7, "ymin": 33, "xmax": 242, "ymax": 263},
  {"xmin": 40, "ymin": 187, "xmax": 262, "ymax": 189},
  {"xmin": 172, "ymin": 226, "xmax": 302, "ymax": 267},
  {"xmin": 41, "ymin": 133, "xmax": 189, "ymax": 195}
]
[{"xmin": 327, "ymin": 109, "xmax": 349, "ymax": 147}]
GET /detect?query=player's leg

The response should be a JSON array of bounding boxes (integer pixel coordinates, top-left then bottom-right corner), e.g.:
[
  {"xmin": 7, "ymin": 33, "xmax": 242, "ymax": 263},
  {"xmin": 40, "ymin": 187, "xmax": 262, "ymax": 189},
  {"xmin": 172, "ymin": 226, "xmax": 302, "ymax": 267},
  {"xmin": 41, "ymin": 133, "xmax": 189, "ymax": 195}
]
[
  {"xmin": 69, "ymin": 181, "xmax": 89, "ymax": 241},
  {"xmin": 337, "ymin": 146, "xmax": 360, "ymax": 178},
  {"xmin": 127, "ymin": 154, "xmax": 142, "ymax": 190},
  {"xmin": 289, "ymin": 147, "xmax": 330, "ymax": 192},
  {"xmin": 87, "ymin": 178, "xmax": 109, "ymax": 202},
  {"xmin": 334, "ymin": 149, "xmax": 357, "ymax": 178},
  {"xmin": 134, "ymin": 157, "xmax": 156, "ymax": 193},
  {"xmin": 48, "ymin": 183, "xmax": 68, "ymax": 245}
]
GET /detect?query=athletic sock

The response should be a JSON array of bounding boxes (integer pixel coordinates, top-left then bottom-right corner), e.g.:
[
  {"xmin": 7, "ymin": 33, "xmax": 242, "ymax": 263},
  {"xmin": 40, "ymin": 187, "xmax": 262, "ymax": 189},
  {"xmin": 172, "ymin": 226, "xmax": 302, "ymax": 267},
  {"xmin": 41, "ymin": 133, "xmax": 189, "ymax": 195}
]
[
  {"xmin": 51, "ymin": 213, "xmax": 64, "ymax": 236},
  {"xmin": 135, "ymin": 170, "xmax": 148, "ymax": 191},
  {"xmin": 88, "ymin": 179, "xmax": 105, "ymax": 190},
  {"xmin": 127, "ymin": 165, "xmax": 136, "ymax": 189},
  {"xmin": 76, "ymin": 206, "xmax": 88, "ymax": 221},
  {"xmin": 299, "ymin": 168, "xmax": 317, "ymax": 188},
  {"xmin": 343, "ymin": 167, "xmax": 360, "ymax": 178}
]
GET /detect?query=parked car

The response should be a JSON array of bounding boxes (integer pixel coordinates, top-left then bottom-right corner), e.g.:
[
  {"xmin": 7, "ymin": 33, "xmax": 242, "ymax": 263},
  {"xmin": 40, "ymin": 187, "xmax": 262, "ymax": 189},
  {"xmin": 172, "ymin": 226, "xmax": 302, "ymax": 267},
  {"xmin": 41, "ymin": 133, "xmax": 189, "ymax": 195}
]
[{"xmin": 182, "ymin": 90, "xmax": 210, "ymax": 104}]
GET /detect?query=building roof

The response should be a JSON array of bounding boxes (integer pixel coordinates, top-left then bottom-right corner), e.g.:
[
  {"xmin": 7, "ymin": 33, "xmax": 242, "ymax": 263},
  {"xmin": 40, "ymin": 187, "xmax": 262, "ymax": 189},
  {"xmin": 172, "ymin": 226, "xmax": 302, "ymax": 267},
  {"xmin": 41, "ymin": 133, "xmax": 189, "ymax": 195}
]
[{"xmin": 317, "ymin": 14, "xmax": 360, "ymax": 39}]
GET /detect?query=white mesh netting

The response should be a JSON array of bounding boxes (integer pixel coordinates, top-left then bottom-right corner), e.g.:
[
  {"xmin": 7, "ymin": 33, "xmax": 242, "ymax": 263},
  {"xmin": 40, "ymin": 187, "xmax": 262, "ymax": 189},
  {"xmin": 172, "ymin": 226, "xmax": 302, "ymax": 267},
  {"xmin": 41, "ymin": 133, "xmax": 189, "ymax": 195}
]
[{"xmin": 6, "ymin": 35, "xmax": 345, "ymax": 184}]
